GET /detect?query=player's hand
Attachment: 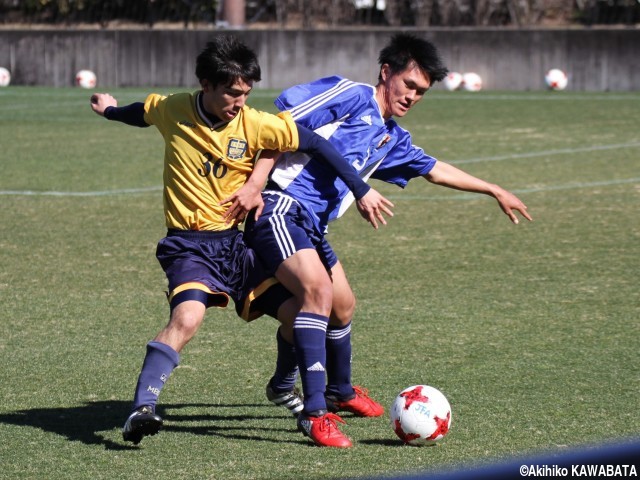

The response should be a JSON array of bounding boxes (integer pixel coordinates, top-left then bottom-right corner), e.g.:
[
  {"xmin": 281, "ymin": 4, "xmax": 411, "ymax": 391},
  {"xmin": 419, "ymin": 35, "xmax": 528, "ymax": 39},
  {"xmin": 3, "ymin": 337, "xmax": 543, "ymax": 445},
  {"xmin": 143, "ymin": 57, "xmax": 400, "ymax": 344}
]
[
  {"xmin": 494, "ymin": 187, "xmax": 532, "ymax": 224},
  {"xmin": 356, "ymin": 189, "xmax": 394, "ymax": 229},
  {"xmin": 90, "ymin": 93, "xmax": 117, "ymax": 116},
  {"xmin": 220, "ymin": 182, "xmax": 264, "ymax": 225}
]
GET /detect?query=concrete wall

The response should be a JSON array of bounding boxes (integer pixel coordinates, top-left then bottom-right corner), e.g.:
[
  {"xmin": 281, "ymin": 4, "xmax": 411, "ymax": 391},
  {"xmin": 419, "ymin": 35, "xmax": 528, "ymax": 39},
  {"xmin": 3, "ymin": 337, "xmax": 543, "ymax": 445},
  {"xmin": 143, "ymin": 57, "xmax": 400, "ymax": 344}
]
[{"xmin": 0, "ymin": 28, "xmax": 638, "ymax": 91}]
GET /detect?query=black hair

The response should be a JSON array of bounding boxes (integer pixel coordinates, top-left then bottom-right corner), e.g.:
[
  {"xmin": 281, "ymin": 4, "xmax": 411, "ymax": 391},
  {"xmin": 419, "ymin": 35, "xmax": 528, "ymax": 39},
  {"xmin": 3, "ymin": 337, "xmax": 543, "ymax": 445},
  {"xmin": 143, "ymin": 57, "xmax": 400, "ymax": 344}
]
[
  {"xmin": 378, "ymin": 33, "xmax": 448, "ymax": 83},
  {"xmin": 195, "ymin": 35, "xmax": 261, "ymax": 87}
]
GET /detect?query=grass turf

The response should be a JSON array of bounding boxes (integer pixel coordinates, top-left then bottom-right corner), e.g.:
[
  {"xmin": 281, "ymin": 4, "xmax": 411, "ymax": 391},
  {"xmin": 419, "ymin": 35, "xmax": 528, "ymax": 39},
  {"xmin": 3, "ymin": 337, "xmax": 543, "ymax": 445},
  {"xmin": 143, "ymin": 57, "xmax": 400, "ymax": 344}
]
[{"xmin": 0, "ymin": 86, "xmax": 638, "ymax": 479}]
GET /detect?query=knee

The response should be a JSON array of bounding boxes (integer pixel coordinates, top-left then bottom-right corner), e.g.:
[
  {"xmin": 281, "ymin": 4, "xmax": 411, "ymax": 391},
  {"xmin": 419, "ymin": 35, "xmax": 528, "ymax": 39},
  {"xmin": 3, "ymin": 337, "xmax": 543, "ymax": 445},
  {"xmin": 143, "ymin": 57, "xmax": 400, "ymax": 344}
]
[
  {"xmin": 331, "ymin": 295, "xmax": 355, "ymax": 327},
  {"xmin": 301, "ymin": 280, "xmax": 333, "ymax": 316},
  {"xmin": 169, "ymin": 306, "xmax": 204, "ymax": 339}
]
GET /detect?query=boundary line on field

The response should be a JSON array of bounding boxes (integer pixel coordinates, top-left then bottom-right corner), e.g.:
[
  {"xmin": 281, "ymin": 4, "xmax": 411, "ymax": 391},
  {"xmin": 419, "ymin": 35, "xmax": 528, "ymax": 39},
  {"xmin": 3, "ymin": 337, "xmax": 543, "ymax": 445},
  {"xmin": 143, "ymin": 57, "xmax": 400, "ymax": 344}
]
[
  {"xmin": 0, "ymin": 186, "xmax": 162, "ymax": 197},
  {"xmin": 1, "ymin": 142, "xmax": 638, "ymax": 198},
  {"xmin": 449, "ymin": 141, "xmax": 640, "ymax": 165},
  {"xmin": 2, "ymin": 178, "xmax": 637, "ymax": 200}
]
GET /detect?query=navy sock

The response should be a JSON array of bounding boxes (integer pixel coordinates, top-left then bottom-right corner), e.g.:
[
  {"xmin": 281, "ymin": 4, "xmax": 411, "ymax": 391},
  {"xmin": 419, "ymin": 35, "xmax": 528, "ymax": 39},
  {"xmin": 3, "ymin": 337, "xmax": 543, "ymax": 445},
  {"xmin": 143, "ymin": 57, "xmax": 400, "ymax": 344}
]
[
  {"xmin": 293, "ymin": 312, "xmax": 329, "ymax": 414},
  {"xmin": 131, "ymin": 341, "xmax": 180, "ymax": 412},
  {"xmin": 269, "ymin": 328, "xmax": 299, "ymax": 392},
  {"xmin": 325, "ymin": 323, "xmax": 354, "ymax": 399}
]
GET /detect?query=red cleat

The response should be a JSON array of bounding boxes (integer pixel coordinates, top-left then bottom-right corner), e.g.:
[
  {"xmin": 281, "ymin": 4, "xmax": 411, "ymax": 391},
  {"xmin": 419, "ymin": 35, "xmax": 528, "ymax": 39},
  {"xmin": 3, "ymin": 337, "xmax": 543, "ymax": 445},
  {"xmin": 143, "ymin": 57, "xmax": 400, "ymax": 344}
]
[
  {"xmin": 297, "ymin": 412, "xmax": 353, "ymax": 448},
  {"xmin": 326, "ymin": 386, "xmax": 384, "ymax": 417}
]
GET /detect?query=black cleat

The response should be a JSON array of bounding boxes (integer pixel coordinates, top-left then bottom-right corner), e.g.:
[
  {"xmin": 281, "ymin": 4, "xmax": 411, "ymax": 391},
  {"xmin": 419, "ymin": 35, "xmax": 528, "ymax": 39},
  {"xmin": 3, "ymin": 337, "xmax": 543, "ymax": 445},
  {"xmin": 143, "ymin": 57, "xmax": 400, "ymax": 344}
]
[
  {"xmin": 266, "ymin": 383, "xmax": 304, "ymax": 417},
  {"xmin": 122, "ymin": 406, "xmax": 163, "ymax": 445}
]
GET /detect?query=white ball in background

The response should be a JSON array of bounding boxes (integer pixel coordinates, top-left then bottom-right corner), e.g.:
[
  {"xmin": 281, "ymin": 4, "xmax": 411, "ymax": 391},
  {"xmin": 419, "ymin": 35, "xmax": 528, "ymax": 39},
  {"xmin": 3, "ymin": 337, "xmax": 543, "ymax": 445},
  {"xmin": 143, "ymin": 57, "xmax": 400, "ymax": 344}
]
[
  {"xmin": 75, "ymin": 69, "xmax": 97, "ymax": 89},
  {"xmin": 0, "ymin": 67, "xmax": 11, "ymax": 87},
  {"xmin": 443, "ymin": 71, "xmax": 463, "ymax": 91},
  {"xmin": 462, "ymin": 72, "xmax": 483, "ymax": 92},
  {"xmin": 545, "ymin": 68, "xmax": 568, "ymax": 91}
]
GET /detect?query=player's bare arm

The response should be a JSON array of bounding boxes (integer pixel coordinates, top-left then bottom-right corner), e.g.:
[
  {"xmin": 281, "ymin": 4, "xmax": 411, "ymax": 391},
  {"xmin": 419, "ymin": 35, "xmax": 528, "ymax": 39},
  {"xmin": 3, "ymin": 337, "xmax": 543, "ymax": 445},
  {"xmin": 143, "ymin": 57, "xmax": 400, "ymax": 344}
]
[
  {"xmin": 90, "ymin": 93, "xmax": 118, "ymax": 116},
  {"xmin": 356, "ymin": 189, "xmax": 395, "ymax": 229},
  {"xmin": 220, "ymin": 150, "xmax": 280, "ymax": 224},
  {"xmin": 424, "ymin": 161, "xmax": 532, "ymax": 224}
]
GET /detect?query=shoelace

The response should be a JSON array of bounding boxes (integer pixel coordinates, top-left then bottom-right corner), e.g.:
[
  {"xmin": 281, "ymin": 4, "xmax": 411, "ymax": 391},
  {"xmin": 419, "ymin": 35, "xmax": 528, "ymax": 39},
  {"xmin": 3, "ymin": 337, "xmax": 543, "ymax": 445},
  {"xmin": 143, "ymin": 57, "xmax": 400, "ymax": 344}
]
[
  {"xmin": 319, "ymin": 413, "xmax": 346, "ymax": 433},
  {"xmin": 352, "ymin": 385, "xmax": 370, "ymax": 398}
]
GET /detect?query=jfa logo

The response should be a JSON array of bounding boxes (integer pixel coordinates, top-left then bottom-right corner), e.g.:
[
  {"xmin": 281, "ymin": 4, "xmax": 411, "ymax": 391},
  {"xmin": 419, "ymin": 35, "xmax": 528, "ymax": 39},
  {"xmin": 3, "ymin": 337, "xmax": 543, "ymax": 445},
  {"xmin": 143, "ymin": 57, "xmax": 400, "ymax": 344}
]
[
  {"xmin": 414, "ymin": 404, "xmax": 432, "ymax": 417},
  {"xmin": 227, "ymin": 138, "xmax": 247, "ymax": 160}
]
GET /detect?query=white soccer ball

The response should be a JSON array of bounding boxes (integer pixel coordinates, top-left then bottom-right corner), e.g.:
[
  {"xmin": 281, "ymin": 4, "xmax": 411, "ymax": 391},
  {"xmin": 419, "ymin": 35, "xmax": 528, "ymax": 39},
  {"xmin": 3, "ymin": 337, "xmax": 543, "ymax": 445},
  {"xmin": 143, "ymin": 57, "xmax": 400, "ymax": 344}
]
[
  {"xmin": 462, "ymin": 72, "xmax": 483, "ymax": 92},
  {"xmin": 443, "ymin": 71, "xmax": 463, "ymax": 91},
  {"xmin": 390, "ymin": 384, "xmax": 452, "ymax": 446},
  {"xmin": 545, "ymin": 68, "xmax": 568, "ymax": 91},
  {"xmin": 75, "ymin": 69, "xmax": 97, "ymax": 89},
  {"xmin": 0, "ymin": 67, "xmax": 11, "ymax": 87}
]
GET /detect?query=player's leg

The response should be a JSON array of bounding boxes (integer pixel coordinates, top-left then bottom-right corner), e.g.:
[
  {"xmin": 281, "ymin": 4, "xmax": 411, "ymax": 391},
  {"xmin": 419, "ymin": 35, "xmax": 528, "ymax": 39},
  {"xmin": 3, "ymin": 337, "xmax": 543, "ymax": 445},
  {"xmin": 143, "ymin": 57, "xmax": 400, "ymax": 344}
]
[
  {"xmin": 123, "ymin": 297, "xmax": 206, "ymax": 444},
  {"xmin": 326, "ymin": 260, "xmax": 355, "ymax": 399},
  {"xmin": 262, "ymin": 297, "xmax": 304, "ymax": 416},
  {"xmin": 244, "ymin": 194, "xmax": 334, "ymax": 414},
  {"xmin": 244, "ymin": 195, "xmax": 351, "ymax": 447},
  {"xmin": 249, "ymin": 253, "xmax": 349, "ymax": 447},
  {"xmin": 234, "ymin": 243, "xmax": 304, "ymax": 416},
  {"xmin": 274, "ymin": 248, "xmax": 333, "ymax": 415},
  {"xmin": 324, "ymin": 261, "xmax": 384, "ymax": 417},
  {"xmin": 123, "ymin": 230, "xmax": 236, "ymax": 444}
]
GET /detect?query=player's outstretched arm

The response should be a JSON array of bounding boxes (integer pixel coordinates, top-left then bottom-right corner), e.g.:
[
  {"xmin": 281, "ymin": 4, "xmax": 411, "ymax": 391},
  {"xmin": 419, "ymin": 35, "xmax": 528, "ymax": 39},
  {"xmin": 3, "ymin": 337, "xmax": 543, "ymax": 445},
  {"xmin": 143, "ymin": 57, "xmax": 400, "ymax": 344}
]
[
  {"xmin": 424, "ymin": 161, "xmax": 532, "ymax": 224},
  {"xmin": 356, "ymin": 189, "xmax": 395, "ymax": 230},
  {"xmin": 90, "ymin": 94, "xmax": 148, "ymax": 127}
]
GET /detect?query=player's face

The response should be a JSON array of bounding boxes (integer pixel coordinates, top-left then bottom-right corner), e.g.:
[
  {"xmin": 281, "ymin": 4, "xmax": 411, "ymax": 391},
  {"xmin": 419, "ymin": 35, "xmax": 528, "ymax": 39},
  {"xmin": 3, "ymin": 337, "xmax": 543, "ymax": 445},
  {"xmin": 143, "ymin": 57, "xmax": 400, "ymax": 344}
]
[
  {"xmin": 378, "ymin": 62, "xmax": 431, "ymax": 119},
  {"xmin": 201, "ymin": 78, "xmax": 253, "ymax": 122}
]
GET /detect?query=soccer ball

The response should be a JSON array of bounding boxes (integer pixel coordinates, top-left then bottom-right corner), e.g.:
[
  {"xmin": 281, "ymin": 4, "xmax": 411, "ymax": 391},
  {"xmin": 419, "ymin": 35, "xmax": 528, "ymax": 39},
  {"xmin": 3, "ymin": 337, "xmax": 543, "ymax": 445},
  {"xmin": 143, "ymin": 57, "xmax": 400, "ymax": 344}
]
[
  {"xmin": 462, "ymin": 72, "xmax": 483, "ymax": 92},
  {"xmin": 443, "ymin": 72, "xmax": 463, "ymax": 91},
  {"xmin": 390, "ymin": 385, "xmax": 452, "ymax": 446},
  {"xmin": 545, "ymin": 68, "xmax": 568, "ymax": 91},
  {"xmin": 0, "ymin": 67, "xmax": 10, "ymax": 87},
  {"xmin": 75, "ymin": 69, "xmax": 97, "ymax": 89}
]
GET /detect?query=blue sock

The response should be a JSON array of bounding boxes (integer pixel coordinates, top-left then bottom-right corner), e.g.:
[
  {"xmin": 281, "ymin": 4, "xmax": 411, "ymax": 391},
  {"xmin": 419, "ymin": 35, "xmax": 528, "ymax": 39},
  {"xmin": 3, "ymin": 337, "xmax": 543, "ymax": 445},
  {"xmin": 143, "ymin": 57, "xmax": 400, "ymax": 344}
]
[
  {"xmin": 293, "ymin": 312, "xmax": 329, "ymax": 414},
  {"xmin": 325, "ymin": 323, "xmax": 354, "ymax": 399},
  {"xmin": 131, "ymin": 341, "xmax": 180, "ymax": 412},
  {"xmin": 269, "ymin": 328, "xmax": 299, "ymax": 392}
]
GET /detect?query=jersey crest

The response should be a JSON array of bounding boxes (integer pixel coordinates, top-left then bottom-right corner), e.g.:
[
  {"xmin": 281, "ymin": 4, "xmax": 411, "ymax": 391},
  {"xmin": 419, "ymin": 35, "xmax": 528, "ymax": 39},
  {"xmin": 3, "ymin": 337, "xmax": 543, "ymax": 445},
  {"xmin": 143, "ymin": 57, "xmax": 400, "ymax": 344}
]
[{"xmin": 227, "ymin": 138, "xmax": 248, "ymax": 160}]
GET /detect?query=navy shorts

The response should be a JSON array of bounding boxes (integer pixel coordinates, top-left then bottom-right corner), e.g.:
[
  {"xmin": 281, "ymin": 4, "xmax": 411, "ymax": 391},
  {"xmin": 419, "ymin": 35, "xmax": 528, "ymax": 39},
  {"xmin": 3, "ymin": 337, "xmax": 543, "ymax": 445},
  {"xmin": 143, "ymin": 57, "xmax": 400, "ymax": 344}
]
[
  {"xmin": 156, "ymin": 229, "xmax": 292, "ymax": 321},
  {"xmin": 243, "ymin": 190, "xmax": 338, "ymax": 275}
]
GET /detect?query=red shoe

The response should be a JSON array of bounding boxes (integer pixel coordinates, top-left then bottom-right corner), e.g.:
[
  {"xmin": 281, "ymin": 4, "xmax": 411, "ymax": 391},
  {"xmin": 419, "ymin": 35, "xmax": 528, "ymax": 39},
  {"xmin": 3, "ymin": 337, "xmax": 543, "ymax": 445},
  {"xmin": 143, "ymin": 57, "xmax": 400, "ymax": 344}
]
[
  {"xmin": 326, "ymin": 386, "xmax": 384, "ymax": 417},
  {"xmin": 297, "ymin": 412, "xmax": 353, "ymax": 448}
]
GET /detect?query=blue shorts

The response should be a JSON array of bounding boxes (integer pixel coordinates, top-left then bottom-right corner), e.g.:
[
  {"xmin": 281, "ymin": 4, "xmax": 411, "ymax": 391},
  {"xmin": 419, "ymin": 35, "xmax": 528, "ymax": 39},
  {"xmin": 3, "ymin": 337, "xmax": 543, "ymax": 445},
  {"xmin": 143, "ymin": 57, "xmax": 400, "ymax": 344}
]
[
  {"xmin": 156, "ymin": 229, "xmax": 292, "ymax": 321},
  {"xmin": 243, "ymin": 190, "xmax": 338, "ymax": 275}
]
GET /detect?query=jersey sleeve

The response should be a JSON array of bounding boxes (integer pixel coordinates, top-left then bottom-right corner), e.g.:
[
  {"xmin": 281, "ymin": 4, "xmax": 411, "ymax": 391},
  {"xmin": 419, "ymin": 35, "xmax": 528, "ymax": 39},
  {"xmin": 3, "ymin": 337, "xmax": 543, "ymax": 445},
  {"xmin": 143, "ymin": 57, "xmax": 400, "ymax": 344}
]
[
  {"xmin": 274, "ymin": 76, "xmax": 370, "ymax": 130},
  {"xmin": 371, "ymin": 123, "xmax": 437, "ymax": 187},
  {"xmin": 256, "ymin": 110, "xmax": 300, "ymax": 152},
  {"xmin": 143, "ymin": 93, "xmax": 168, "ymax": 129}
]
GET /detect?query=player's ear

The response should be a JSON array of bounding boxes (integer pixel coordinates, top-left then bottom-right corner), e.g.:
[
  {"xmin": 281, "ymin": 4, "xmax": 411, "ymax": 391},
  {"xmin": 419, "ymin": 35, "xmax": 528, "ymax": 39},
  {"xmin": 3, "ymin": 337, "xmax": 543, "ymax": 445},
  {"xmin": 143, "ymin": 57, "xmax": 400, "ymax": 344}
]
[
  {"xmin": 200, "ymin": 78, "xmax": 210, "ymax": 91},
  {"xmin": 380, "ymin": 64, "xmax": 391, "ymax": 82}
]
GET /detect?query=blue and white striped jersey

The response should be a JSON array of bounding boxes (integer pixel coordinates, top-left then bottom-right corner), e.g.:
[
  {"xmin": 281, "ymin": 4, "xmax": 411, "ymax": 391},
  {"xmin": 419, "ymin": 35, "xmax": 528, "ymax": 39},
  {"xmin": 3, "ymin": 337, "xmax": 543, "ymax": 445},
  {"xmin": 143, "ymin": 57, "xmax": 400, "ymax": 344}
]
[{"xmin": 270, "ymin": 76, "xmax": 437, "ymax": 233}]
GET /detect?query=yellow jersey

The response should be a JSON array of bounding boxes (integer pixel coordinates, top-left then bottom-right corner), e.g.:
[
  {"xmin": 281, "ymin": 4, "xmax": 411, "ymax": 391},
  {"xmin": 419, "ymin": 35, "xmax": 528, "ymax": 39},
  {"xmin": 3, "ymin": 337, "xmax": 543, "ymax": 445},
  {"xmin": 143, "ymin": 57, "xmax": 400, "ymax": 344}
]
[{"xmin": 143, "ymin": 91, "xmax": 299, "ymax": 231}]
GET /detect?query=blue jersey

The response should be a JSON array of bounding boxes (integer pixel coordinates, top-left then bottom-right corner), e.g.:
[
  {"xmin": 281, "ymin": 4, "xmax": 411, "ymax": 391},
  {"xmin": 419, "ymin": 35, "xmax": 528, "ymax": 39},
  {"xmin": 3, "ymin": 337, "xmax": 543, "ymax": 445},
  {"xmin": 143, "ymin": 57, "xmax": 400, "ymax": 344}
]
[{"xmin": 270, "ymin": 76, "xmax": 437, "ymax": 233}]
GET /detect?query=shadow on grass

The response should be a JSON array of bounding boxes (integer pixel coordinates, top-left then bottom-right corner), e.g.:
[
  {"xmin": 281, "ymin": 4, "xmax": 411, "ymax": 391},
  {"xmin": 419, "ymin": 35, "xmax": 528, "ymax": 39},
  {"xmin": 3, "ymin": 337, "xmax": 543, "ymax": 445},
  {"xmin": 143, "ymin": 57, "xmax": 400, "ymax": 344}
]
[{"xmin": 0, "ymin": 400, "xmax": 303, "ymax": 450}]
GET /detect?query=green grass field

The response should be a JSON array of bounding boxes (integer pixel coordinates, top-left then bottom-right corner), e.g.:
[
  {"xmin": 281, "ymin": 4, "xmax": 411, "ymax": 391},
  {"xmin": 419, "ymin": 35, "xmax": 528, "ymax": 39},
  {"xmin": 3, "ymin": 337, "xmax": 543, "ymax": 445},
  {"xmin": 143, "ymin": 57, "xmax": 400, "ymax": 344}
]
[{"xmin": 0, "ymin": 86, "xmax": 638, "ymax": 479}]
